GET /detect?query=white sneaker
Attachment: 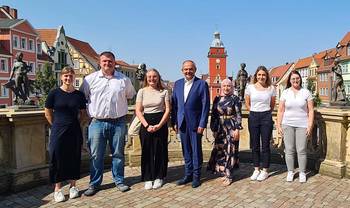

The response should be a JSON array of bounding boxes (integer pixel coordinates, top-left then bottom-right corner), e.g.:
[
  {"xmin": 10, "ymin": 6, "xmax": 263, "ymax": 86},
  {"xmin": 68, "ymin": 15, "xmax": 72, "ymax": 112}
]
[
  {"xmin": 250, "ymin": 170, "xmax": 260, "ymax": 181},
  {"xmin": 152, "ymin": 179, "xmax": 163, "ymax": 189},
  {"xmin": 69, "ymin": 186, "xmax": 79, "ymax": 199},
  {"xmin": 257, "ymin": 170, "xmax": 269, "ymax": 181},
  {"xmin": 54, "ymin": 190, "xmax": 65, "ymax": 202},
  {"xmin": 144, "ymin": 181, "xmax": 153, "ymax": 190},
  {"xmin": 286, "ymin": 171, "xmax": 294, "ymax": 182},
  {"xmin": 299, "ymin": 172, "xmax": 307, "ymax": 183}
]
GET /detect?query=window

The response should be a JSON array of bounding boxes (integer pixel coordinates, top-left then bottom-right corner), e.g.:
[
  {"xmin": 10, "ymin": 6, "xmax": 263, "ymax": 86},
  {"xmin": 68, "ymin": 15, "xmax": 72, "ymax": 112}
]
[
  {"xmin": 28, "ymin": 62, "xmax": 35, "ymax": 74},
  {"xmin": 216, "ymin": 64, "xmax": 220, "ymax": 70},
  {"xmin": 37, "ymin": 63, "xmax": 42, "ymax": 72},
  {"xmin": 28, "ymin": 39, "xmax": 34, "ymax": 51},
  {"xmin": 21, "ymin": 37, "xmax": 27, "ymax": 49},
  {"xmin": 216, "ymin": 89, "xmax": 220, "ymax": 94},
  {"xmin": 0, "ymin": 58, "xmax": 8, "ymax": 72},
  {"xmin": 37, "ymin": 43, "xmax": 42, "ymax": 54},
  {"xmin": 348, "ymin": 45, "xmax": 350, "ymax": 56},
  {"xmin": 73, "ymin": 60, "xmax": 79, "ymax": 69},
  {"xmin": 342, "ymin": 64, "xmax": 348, "ymax": 74},
  {"xmin": 13, "ymin": 35, "xmax": 19, "ymax": 48},
  {"xmin": 325, "ymin": 88, "xmax": 328, "ymax": 96},
  {"xmin": 75, "ymin": 79, "xmax": 80, "ymax": 88},
  {"xmin": 347, "ymin": 84, "xmax": 350, "ymax": 94},
  {"xmin": 0, "ymin": 85, "xmax": 9, "ymax": 98}
]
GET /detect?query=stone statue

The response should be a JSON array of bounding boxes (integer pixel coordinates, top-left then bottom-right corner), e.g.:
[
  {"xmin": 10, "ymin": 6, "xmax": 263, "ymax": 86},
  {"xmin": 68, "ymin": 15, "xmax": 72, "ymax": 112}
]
[
  {"xmin": 4, "ymin": 52, "xmax": 32, "ymax": 104},
  {"xmin": 331, "ymin": 59, "xmax": 347, "ymax": 104},
  {"xmin": 136, "ymin": 63, "xmax": 147, "ymax": 81},
  {"xmin": 235, "ymin": 63, "xmax": 249, "ymax": 101}
]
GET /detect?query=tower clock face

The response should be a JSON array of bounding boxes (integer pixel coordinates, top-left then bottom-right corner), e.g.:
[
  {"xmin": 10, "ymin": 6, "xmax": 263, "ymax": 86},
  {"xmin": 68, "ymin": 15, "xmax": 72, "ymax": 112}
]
[{"xmin": 216, "ymin": 59, "xmax": 220, "ymax": 64}]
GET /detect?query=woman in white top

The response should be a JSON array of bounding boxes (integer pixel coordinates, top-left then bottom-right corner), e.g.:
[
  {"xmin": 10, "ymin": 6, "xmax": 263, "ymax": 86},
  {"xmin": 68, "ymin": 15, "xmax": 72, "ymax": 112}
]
[
  {"xmin": 245, "ymin": 66, "xmax": 276, "ymax": 181},
  {"xmin": 136, "ymin": 69, "xmax": 170, "ymax": 190},
  {"xmin": 277, "ymin": 70, "xmax": 314, "ymax": 183}
]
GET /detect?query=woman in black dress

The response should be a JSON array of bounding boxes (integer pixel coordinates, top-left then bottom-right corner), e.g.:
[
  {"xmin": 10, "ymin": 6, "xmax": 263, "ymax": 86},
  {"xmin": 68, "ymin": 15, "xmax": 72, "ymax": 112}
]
[
  {"xmin": 45, "ymin": 67, "xmax": 87, "ymax": 202},
  {"xmin": 207, "ymin": 79, "xmax": 242, "ymax": 186}
]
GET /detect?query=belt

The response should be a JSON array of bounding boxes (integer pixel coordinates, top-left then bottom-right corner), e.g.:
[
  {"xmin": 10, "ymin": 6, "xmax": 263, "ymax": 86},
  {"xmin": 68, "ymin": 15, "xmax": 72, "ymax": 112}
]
[
  {"xmin": 92, "ymin": 116, "xmax": 125, "ymax": 122},
  {"xmin": 220, "ymin": 115, "xmax": 234, "ymax": 119}
]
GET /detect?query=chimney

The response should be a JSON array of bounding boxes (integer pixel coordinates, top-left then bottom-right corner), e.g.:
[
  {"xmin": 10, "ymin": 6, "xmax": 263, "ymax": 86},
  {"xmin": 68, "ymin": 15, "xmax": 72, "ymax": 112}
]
[
  {"xmin": 10, "ymin": 8, "xmax": 17, "ymax": 19},
  {"xmin": 2, "ymin": 5, "xmax": 10, "ymax": 13}
]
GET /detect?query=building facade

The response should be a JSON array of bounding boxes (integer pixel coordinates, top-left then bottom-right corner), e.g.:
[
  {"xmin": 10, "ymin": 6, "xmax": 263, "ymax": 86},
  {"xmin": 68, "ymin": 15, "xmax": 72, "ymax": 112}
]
[
  {"xmin": 37, "ymin": 26, "xmax": 73, "ymax": 85},
  {"xmin": 0, "ymin": 6, "xmax": 40, "ymax": 106},
  {"xmin": 207, "ymin": 32, "xmax": 227, "ymax": 103}
]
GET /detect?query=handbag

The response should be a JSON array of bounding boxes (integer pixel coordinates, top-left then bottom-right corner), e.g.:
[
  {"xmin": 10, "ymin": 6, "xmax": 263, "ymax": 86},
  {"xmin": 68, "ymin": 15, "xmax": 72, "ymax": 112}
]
[{"xmin": 128, "ymin": 115, "xmax": 141, "ymax": 135}]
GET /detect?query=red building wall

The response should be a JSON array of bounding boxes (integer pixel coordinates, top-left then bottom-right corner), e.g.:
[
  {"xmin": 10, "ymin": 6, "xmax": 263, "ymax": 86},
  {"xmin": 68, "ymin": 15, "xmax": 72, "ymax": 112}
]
[{"xmin": 208, "ymin": 47, "xmax": 227, "ymax": 102}]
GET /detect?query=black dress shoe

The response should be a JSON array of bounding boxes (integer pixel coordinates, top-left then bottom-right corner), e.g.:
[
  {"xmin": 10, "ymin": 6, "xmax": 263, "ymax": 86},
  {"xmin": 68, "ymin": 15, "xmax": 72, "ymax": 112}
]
[
  {"xmin": 84, "ymin": 186, "xmax": 98, "ymax": 196},
  {"xmin": 176, "ymin": 176, "xmax": 192, "ymax": 185},
  {"xmin": 192, "ymin": 180, "xmax": 201, "ymax": 188}
]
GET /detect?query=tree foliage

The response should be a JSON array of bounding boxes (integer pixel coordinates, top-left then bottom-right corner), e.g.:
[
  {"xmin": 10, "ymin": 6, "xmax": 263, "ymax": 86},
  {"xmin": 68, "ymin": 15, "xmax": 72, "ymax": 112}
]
[
  {"xmin": 33, "ymin": 63, "xmax": 57, "ymax": 107},
  {"xmin": 306, "ymin": 78, "xmax": 321, "ymax": 107}
]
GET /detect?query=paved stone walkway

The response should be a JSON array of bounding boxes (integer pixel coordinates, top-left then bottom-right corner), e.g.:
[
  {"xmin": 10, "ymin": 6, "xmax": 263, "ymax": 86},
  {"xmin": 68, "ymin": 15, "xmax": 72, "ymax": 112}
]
[{"xmin": 1, "ymin": 161, "xmax": 350, "ymax": 208}]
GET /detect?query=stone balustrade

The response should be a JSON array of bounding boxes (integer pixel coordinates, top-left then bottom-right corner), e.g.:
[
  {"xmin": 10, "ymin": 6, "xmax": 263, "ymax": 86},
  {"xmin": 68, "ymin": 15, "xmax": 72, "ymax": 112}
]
[{"xmin": 1, "ymin": 106, "xmax": 350, "ymax": 194}]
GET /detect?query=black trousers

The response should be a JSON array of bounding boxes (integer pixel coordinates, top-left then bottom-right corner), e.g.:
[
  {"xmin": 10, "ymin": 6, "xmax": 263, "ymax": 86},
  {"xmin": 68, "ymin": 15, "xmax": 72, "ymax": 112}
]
[
  {"xmin": 248, "ymin": 111, "xmax": 273, "ymax": 168},
  {"xmin": 140, "ymin": 112, "xmax": 168, "ymax": 181}
]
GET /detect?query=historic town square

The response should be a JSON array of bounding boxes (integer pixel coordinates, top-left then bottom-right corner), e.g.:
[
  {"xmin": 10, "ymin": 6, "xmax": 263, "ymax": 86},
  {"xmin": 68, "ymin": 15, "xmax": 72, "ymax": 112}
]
[{"xmin": 1, "ymin": 1, "xmax": 350, "ymax": 207}]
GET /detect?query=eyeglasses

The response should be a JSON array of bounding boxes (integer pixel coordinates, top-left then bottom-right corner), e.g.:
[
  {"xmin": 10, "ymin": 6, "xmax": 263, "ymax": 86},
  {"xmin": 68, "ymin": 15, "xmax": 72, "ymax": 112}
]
[{"xmin": 291, "ymin": 77, "xmax": 300, "ymax": 81}]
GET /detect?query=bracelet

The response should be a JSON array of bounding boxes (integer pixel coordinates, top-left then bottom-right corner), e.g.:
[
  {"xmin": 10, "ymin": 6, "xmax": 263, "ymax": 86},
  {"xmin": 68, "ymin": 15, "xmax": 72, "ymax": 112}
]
[{"xmin": 145, "ymin": 124, "xmax": 149, "ymax": 129}]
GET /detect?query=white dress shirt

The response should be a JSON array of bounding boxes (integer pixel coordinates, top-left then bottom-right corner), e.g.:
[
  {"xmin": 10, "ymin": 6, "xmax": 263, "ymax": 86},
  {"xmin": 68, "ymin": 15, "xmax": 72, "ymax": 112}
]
[
  {"xmin": 80, "ymin": 70, "xmax": 136, "ymax": 119},
  {"xmin": 184, "ymin": 77, "xmax": 194, "ymax": 102}
]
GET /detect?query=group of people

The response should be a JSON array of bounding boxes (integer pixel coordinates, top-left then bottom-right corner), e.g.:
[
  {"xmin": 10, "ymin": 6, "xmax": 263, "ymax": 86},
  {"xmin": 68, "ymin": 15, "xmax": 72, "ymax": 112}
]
[{"xmin": 44, "ymin": 51, "xmax": 314, "ymax": 203}]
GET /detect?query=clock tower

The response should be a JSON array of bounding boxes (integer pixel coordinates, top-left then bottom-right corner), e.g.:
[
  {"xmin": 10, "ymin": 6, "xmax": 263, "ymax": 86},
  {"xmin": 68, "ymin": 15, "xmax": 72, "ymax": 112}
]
[{"xmin": 208, "ymin": 31, "xmax": 227, "ymax": 102}]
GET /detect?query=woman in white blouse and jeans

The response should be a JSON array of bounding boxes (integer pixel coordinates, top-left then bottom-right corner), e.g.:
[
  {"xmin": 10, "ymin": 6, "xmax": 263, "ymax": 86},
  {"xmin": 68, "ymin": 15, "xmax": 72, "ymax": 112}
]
[
  {"xmin": 245, "ymin": 66, "xmax": 276, "ymax": 181},
  {"xmin": 277, "ymin": 70, "xmax": 314, "ymax": 183}
]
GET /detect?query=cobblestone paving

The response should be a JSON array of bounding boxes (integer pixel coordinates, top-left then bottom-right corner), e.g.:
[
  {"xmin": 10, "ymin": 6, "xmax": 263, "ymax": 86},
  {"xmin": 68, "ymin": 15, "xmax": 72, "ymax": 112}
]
[{"xmin": 1, "ymin": 162, "xmax": 350, "ymax": 208}]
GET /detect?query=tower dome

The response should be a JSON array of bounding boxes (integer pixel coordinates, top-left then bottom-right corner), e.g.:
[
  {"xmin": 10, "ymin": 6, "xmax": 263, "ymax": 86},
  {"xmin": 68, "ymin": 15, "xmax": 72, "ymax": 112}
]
[{"xmin": 211, "ymin": 31, "xmax": 224, "ymax": 47}]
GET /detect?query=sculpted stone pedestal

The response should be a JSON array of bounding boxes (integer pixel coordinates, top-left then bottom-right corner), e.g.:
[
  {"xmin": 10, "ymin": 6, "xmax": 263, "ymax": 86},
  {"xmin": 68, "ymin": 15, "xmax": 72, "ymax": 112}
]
[
  {"xmin": 318, "ymin": 108, "xmax": 349, "ymax": 178},
  {"xmin": 0, "ymin": 108, "xmax": 48, "ymax": 193}
]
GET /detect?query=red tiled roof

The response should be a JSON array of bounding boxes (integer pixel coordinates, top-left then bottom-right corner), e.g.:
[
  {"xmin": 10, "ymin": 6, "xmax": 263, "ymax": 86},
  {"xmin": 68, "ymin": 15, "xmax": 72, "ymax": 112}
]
[
  {"xmin": 66, "ymin": 36, "xmax": 99, "ymax": 61},
  {"xmin": 294, "ymin": 56, "xmax": 312, "ymax": 69},
  {"xmin": 317, "ymin": 48, "xmax": 338, "ymax": 72},
  {"xmin": 269, "ymin": 63, "xmax": 293, "ymax": 78},
  {"xmin": 37, "ymin": 29, "xmax": 57, "ymax": 47},
  {"xmin": 339, "ymin": 32, "xmax": 350, "ymax": 47},
  {"xmin": 37, "ymin": 51, "xmax": 53, "ymax": 62},
  {"xmin": 116, "ymin": 60, "xmax": 130, "ymax": 66}
]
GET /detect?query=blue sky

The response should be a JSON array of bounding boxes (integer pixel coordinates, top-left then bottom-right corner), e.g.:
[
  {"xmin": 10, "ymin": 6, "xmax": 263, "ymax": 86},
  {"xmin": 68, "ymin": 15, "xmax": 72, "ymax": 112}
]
[{"xmin": 4, "ymin": 0, "xmax": 350, "ymax": 81}]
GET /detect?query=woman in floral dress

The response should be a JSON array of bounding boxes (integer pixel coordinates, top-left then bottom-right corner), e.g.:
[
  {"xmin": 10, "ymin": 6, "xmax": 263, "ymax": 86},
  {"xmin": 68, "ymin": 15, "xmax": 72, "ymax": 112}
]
[{"xmin": 208, "ymin": 79, "xmax": 243, "ymax": 186}]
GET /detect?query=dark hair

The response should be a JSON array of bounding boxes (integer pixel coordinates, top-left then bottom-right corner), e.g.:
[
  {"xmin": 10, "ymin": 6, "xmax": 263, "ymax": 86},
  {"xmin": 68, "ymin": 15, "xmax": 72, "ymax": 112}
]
[
  {"xmin": 252, "ymin": 65, "xmax": 271, "ymax": 86},
  {"xmin": 143, "ymin": 68, "xmax": 164, "ymax": 90},
  {"xmin": 100, "ymin": 51, "xmax": 115, "ymax": 60},
  {"xmin": 182, "ymin": 60, "xmax": 197, "ymax": 71},
  {"xmin": 286, "ymin": 70, "xmax": 302, "ymax": 88}
]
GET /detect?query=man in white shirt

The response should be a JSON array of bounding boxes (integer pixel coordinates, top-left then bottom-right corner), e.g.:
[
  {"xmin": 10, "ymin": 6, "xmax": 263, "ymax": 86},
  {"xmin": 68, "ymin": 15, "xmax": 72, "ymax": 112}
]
[{"xmin": 80, "ymin": 51, "xmax": 136, "ymax": 196}]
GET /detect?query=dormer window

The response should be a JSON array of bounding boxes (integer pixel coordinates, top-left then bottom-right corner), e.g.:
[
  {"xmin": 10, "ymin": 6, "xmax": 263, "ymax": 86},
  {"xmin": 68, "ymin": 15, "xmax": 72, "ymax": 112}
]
[
  {"xmin": 37, "ymin": 43, "xmax": 42, "ymax": 54},
  {"xmin": 348, "ymin": 45, "xmax": 350, "ymax": 56}
]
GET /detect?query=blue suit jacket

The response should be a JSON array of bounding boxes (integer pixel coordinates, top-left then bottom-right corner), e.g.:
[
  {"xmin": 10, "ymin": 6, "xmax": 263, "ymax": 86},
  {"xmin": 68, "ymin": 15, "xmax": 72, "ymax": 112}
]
[{"xmin": 171, "ymin": 76, "xmax": 210, "ymax": 131}]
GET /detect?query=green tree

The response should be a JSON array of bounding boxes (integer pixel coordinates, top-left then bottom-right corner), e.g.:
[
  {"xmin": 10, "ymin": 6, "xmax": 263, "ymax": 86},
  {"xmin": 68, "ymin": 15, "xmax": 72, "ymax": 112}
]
[
  {"xmin": 33, "ymin": 63, "xmax": 57, "ymax": 107},
  {"xmin": 306, "ymin": 78, "xmax": 321, "ymax": 107}
]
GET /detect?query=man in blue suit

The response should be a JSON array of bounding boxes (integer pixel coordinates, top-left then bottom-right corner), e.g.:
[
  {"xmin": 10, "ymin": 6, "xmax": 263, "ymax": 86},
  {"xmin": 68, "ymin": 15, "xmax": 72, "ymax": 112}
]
[{"xmin": 171, "ymin": 60, "xmax": 210, "ymax": 188}]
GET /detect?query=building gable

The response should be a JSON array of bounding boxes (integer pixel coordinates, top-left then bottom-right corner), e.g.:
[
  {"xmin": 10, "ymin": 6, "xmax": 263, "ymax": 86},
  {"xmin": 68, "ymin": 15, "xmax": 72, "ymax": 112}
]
[{"xmin": 13, "ymin": 20, "xmax": 38, "ymax": 36}]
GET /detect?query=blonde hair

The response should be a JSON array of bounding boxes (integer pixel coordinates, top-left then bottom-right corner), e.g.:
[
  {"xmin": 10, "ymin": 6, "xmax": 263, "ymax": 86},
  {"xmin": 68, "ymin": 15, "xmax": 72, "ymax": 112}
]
[
  {"xmin": 143, "ymin": 68, "xmax": 164, "ymax": 90},
  {"xmin": 61, "ymin": 66, "xmax": 75, "ymax": 75}
]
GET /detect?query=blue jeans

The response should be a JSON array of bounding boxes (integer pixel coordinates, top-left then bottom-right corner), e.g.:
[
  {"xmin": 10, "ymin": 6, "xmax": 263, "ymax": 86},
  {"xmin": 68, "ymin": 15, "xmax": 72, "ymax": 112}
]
[{"xmin": 87, "ymin": 117, "xmax": 126, "ymax": 187}]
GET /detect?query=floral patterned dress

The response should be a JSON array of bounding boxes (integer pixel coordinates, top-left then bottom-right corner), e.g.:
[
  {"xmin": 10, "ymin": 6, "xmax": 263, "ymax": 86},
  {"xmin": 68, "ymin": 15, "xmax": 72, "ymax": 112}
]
[{"xmin": 207, "ymin": 95, "xmax": 243, "ymax": 179}]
